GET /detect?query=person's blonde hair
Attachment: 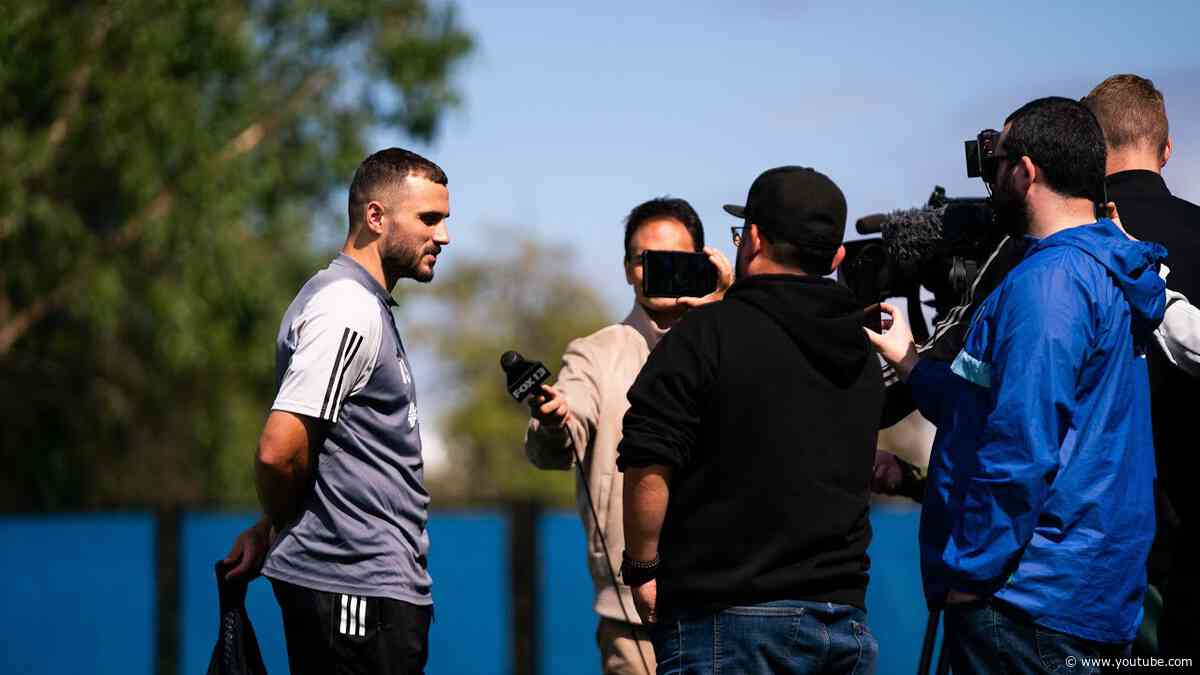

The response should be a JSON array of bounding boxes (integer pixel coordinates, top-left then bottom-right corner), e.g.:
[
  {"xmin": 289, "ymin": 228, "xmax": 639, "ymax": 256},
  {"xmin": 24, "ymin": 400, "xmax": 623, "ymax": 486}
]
[{"xmin": 1082, "ymin": 74, "xmax": 1169, "ymax": 155}]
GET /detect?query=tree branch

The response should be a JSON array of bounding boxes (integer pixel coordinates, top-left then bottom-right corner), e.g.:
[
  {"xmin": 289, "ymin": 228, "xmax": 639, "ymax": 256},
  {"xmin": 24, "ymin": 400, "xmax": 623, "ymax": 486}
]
[
  {"xmin": 0, "ymin": 70, "xmax": 334, "ymax": 356},
  {"xmin": 0, "ymin": 278, "xmax": 81, "ymax": 355},
  {"xmin": 220, "ymin": 70, "xmax": 333, "ymax": 162},
  {"xmin": 0, "ymin": 8, "xmax": 113, "ymax": 242},
  {"xmin": 45, "ymin": 8, "xmax": 114, "ymax": 152}
]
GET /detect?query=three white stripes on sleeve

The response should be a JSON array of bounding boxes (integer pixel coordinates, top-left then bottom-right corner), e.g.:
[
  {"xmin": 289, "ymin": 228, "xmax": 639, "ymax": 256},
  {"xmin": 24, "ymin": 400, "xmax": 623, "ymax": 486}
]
[{"xmin": 339, "ymin": 594, "xmax": 368, "ymax": 637}]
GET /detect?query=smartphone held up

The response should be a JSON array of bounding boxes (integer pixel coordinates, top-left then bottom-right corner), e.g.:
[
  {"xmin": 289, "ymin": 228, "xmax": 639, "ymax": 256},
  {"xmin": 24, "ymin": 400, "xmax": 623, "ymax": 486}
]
[{"xmin": 641, "ymin": 250, "xmax": 719, "ymax": 298}]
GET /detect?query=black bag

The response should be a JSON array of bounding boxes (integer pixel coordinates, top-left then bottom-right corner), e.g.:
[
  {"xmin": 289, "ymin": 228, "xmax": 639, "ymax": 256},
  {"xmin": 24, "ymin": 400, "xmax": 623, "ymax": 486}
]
[{"xmin": 206, "ymin": 561, "xmax": 268, "ymax": 675}]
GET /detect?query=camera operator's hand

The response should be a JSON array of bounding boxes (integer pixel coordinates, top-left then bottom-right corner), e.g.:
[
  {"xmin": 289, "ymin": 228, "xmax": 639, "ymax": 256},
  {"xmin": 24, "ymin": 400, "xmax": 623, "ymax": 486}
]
[
  {"xmin": 631, "ymin": 578, "xmax": 658, "ymax": 624},
  {"xmin": 871, "ymin": 449, "xmax": 904, "ymax": 495},
  {"xmin": 527, "ymin": 384, "xmax": 572, "ymax": 430},
  {"xmin": 677, "ymin": 246, "xmax": 734, "ymax": 308},
  {"xmin": 864, "ymin": 302, "xmax": 919, "ymax": 380}
]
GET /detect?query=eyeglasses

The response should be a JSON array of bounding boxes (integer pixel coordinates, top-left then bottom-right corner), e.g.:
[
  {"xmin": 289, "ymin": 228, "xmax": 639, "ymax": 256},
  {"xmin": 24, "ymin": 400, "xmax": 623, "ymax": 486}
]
[{"xmin": 731, "ymin": 226, "xmax": 746, "ymax": 247}]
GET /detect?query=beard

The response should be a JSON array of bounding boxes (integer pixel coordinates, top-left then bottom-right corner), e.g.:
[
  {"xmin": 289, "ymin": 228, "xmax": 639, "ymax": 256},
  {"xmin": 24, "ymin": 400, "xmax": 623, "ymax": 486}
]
[
  {"xmin": 990, "ymin": 178, "xmax": 1030, "ymax": 239},
  {"xmin": 384, "ymin": 235, "xmax": 441, "ymax": 283},
  {"xmin": 409, "ymin": 243, "xmax": 440, "ymax": 283}
]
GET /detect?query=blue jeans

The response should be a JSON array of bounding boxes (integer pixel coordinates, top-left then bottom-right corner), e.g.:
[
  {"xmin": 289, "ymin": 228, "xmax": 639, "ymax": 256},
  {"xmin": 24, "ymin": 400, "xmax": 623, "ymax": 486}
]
[
  {"xmin": 648, "ymin": 599, "xmax": 877, "ymax": 675},
  {"xmin": 943, "ymin": 598, "xmax": 1130, "ymax": 674}
]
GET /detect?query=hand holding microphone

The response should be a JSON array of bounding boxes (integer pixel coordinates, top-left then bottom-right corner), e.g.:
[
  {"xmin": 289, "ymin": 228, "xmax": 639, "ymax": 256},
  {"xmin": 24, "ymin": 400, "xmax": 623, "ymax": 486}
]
[
  {"xmin": 500, "ymin": 351, "xmax": 571, "ymax": 429},
  {"xmin": 528, "ymin": 384, "xmax": 570, "ymax": 429}
]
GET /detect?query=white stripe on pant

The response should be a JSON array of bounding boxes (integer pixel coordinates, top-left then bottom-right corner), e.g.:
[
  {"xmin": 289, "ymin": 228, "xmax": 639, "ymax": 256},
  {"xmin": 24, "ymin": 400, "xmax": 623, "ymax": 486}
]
[
  {"xmin": 337, "ymin": 594, "xmax": 369, "ymax": 636},
  {"xmin": 340, "ymin": 594, "xmax": 349, "ymax": 635}
]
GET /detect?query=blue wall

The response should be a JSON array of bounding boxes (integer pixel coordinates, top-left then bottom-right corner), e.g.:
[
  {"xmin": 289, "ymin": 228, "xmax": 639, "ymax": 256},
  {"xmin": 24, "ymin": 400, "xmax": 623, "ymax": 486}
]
[
  {"xmin": 1, "ymin": 506, "xmax": 929, "ymax": 675},
  {"xmin": 178, "ymin": 511, "xmax": 509, "ymax": 675},
  {"xmin": 0, "ymin": 514, "xmax": 157, "ymax": 675},
  {"xmin": 179, "ymin": 513, "xmax": 289, "ymax": 675},
  {"xmin": 536, "ymin": 508, "xmax": 930, "ymax": 675}
]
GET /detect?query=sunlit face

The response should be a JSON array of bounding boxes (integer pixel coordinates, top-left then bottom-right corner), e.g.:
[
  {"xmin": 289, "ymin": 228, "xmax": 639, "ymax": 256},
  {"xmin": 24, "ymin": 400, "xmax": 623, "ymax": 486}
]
[
  {"xmin": 624, "ymin": 218, "xmax": 697, "ymax": 313},
  {"xmin": 380, "ymin": 176, "xmax": 450, "ymax": 283}
]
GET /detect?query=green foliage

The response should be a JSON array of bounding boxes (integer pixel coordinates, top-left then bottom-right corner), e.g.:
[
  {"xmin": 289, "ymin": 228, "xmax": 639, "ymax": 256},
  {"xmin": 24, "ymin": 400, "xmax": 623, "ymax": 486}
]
[
  {"xmin": 0, "ymin": 0, "xmax": 472, "ymax": 509},
  {"xmin": 414, "ymin": 234, "xmax": 613, "ymax": 503}
]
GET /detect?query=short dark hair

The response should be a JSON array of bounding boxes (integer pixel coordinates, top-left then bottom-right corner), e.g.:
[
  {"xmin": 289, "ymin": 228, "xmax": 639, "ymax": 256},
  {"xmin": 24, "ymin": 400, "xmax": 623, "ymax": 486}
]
[
  {"xmin": 1002, "ymin": 97, "xmax": 1106, "ymax": 202},
  {"xmin": 1082, "ymin": 74, "xmax": 1169, "ymax": 155},
  {"xmin": 348, "ymin": 148, "xmax": 448, "ymax": 229},
  {"xmin": 756, "ymin": 228, "xmax": 837, "ymax": 275},
  {"xmin": 622, "ymin": 197, "xmax": 705, "ymax": 261}
]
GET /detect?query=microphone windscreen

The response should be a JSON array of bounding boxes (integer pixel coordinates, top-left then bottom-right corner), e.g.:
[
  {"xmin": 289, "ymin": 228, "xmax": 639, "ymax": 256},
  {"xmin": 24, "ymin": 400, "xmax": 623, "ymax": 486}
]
[
  {"xmin": 500, "ymin": 351, "xmax": 523, "ymax": 373},
  {"xmin": 882, "ymin": 206, "xmax": 944, "ymax": 268}
]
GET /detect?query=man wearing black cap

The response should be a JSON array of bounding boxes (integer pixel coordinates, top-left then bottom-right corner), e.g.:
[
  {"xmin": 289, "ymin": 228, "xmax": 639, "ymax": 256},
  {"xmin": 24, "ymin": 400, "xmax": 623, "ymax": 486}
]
[{"xmin": 616, "ymin": 167, "xmax": 885, "ymax": 674}]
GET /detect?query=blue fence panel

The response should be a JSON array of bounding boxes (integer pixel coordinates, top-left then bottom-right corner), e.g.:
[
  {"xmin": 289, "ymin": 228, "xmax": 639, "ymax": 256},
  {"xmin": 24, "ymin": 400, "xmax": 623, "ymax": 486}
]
[
  {"xmin": 537, "ymin": 512, "xmax": 596, "ymax": 675},
  {"xmin": 537, "ymin": 506, "xmax": 928, "ymax": 675},
  {"xmin": 1, "ymin": 506, "xmax": 929, "ymax": 675},
  {"xmin": 425, "ymin": 512, "xmax": 510, "ymax": 675},
  {"xmin": 866, "ymin": 506, "xmax": 933, "ymax": 675},
  {"xmin": 179, "ymin": 510, "xmax": 509, "ymax": 675},
  {"xmin": 0, "ymin": 513, "xmax": 156, "ymax": 675},
  {"xmin": 179, "ymin": 512, "xmax": 290, "ymax": 675}
]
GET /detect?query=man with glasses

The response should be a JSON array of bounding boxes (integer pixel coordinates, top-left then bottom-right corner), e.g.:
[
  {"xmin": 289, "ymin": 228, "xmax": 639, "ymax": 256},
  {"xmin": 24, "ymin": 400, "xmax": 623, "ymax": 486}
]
[
  {"xmin": 618, "ymin": 167, "xmax": 884, "ymax": 674},
  {"xmin": 523, "ymin": 197, "xmax": 731, "ymax": 675},
  {"xmin": 867, "ymin": 97, "xmax": 1166, "ymax": 672}
]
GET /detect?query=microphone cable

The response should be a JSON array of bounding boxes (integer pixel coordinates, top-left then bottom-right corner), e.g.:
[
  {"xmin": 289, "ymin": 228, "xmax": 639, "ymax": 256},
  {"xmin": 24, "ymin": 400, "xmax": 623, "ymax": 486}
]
[
  {"xmin": 565, "ymin": 434, "xmax": 654, "ymax": 675},
  {"xmin": 511, "ymin": 352, "xmax": 652, "ymax": 675}
]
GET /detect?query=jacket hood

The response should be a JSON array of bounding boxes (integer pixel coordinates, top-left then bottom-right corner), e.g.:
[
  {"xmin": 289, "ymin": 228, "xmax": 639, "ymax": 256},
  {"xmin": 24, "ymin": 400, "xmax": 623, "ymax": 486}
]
[
  {"xmin": 1033, "ymin": 218, "xmax": 1166, "ymax": 346},
  {"xmin": 727, "ymin": 274, "xmax": 872, "ymax": 388}
]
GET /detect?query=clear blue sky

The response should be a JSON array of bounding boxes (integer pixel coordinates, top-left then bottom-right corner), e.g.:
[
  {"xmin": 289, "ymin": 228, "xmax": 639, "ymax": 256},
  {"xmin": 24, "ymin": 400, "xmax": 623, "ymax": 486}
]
[
  {"xmin": 394, "ymin": 0, "xmax": 1200, "ymax": 315},
  {"xmin": 374, "ymin": 0, "xmax": 1200, "ymax": 463}
]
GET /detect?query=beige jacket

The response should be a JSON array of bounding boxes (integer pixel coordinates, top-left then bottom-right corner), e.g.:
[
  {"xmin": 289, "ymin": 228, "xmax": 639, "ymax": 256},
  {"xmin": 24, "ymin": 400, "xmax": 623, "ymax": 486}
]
[{"xmin": 524, "ymin": 304, "xmax": 666, "ymax": 623}]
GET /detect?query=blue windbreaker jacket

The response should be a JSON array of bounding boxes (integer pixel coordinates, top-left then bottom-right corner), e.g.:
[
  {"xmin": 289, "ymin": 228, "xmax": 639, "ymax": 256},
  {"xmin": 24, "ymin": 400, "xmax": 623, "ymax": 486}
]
[{"xmin": 910, "ymin": 218, "xmax": 1166, "ymax": 643}]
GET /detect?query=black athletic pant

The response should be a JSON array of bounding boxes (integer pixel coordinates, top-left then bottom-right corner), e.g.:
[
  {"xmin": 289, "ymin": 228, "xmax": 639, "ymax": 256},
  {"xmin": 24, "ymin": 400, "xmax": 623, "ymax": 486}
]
[{"xmin": 271, "ymin": 579, "xmax": 432, "ymax": 675}]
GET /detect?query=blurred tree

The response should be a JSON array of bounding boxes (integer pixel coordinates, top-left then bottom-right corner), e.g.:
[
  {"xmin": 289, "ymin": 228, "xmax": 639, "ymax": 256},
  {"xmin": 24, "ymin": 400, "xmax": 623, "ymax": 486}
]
[
  {"xmin": 0, "ymin": 0, "xmax": 472, "ymax": 509},
  {"xmin": 413, "ymin": 234, "xmax": 613, "ymax": 503}
]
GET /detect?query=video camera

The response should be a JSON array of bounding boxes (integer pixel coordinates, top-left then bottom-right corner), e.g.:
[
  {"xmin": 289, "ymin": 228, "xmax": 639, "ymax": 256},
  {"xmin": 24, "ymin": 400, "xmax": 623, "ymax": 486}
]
[{"xmin": 838, "ymin": 129, "xmax": 1005, "ymax": 340}]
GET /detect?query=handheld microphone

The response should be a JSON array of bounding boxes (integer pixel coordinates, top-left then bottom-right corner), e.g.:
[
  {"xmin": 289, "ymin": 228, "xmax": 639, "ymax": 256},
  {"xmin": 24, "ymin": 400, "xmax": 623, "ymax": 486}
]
[
  {"xmin": 500, "ymin": 351, "xmax": 551, "ymax": 402},
  {"xmin": 498, "ymin": 348, "xmax": 654, "ymax": 675}
]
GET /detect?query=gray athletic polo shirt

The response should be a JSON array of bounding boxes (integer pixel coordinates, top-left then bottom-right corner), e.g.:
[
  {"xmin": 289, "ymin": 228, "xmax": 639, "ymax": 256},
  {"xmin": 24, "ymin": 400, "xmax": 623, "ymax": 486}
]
[{"xmin": 262, "ymin": 254, "xmax": 431, "ymax": 606}]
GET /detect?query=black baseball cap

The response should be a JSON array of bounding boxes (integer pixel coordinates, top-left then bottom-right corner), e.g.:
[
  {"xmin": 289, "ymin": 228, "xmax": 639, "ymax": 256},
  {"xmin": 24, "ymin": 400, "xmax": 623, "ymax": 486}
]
[{"xmin": 723, "ymin": 166, "xmax": 847, "ymax": 252}]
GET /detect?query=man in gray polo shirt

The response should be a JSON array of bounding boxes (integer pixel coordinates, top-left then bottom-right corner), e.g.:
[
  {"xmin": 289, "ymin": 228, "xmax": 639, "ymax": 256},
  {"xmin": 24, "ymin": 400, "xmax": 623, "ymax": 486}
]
[{"xmin": 224, "ymin": 148, "xmax": 450, "ymax": 674}]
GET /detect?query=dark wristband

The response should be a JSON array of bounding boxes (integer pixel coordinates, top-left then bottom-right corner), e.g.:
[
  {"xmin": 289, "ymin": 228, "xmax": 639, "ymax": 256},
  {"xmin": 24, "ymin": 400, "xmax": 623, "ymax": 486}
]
[{"xmin": 620, "ymin": 552, "xmax": 660, "ymax": 587}]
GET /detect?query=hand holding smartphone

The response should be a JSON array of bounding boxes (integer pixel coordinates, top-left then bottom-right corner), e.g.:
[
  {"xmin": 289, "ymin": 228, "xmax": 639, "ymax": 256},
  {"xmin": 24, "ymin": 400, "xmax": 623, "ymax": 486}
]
[{"xmin": 642, "ymin": 250, "xmax": 719, "ymax": 298}]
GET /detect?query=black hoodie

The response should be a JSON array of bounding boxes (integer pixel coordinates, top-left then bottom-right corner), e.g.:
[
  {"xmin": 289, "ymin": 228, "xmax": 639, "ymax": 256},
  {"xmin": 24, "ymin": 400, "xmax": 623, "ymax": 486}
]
[{"xmin": 617, "ymin": 274, "xmax": 884, "ymax": 615}]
